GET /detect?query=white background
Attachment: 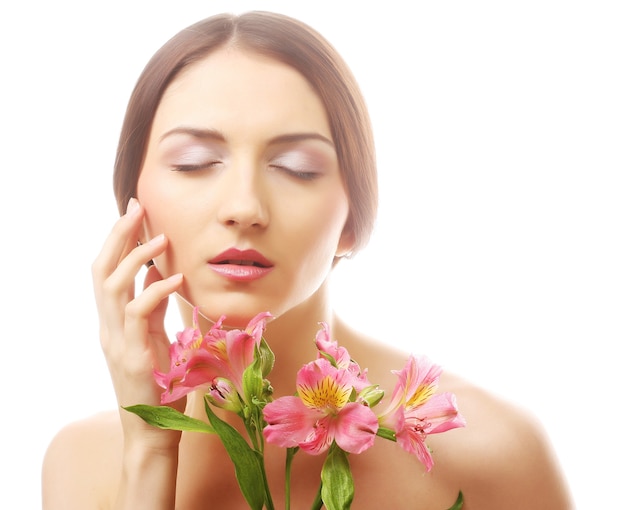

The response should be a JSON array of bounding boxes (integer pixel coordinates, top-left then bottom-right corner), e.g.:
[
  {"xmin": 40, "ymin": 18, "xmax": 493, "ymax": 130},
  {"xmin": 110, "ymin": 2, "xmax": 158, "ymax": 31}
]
[{"xmin": 1, "ymin": 1, "xmax": 624, "ymax": 508}]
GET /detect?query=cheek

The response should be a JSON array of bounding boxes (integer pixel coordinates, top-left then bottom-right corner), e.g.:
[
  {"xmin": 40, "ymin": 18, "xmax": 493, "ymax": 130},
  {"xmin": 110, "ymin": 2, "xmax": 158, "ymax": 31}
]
[
  {"xmin": 136, "ymin": 174, "xmax": 195, "ymax": 276},
  {"xmin": 290, "ymin": 192, "xmax": 350, "ymax": 258},
  {"xmin": 137, "ymin": 171, "xmax": 193, "ymax": 239},
  {"xmin": 137, "ymin": 176, "xmax": 164, "ymax": 241}
]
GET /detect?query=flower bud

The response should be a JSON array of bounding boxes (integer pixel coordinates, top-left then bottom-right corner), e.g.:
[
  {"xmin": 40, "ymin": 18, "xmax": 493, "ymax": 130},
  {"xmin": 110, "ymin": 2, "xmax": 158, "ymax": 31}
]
[
  {"xmin": 358, "ymin": 385, "xmax": 385, "ymax": 408},
  {"xmin": 207, "ymin": 378, "xmax": 244, "ymax": 414}
]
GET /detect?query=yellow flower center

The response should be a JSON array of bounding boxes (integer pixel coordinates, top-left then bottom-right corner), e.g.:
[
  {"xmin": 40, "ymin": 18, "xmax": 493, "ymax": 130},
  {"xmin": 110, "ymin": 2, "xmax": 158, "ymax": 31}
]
[
  {"xmin": 406, "ymin": 382, "xmax": 436, "ymax": 409},
  {"xmin": 191, "ymin": 337, "xmax": 203, "ymax": 350},
  {"xmin": 299, "ymin": 376, "xmax": 351, "ymax": 412}
]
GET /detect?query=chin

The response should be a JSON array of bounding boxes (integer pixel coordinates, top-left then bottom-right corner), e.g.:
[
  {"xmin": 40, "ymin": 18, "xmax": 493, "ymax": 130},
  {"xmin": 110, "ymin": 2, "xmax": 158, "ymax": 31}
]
[{"xmin": 188, "ymin": 299, "xmax": 275, "ymax": 329}]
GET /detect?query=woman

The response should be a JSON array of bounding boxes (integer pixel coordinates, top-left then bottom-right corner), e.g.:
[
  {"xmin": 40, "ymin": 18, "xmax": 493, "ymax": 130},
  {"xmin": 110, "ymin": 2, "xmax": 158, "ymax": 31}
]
[{"xmin": 42, "ymin": 11, "xmax": 572, "ymax": 509}]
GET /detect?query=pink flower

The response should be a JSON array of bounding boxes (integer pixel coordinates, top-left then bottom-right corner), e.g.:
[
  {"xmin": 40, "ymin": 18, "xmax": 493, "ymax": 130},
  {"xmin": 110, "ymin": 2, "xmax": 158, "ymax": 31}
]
[
  {"xmin": 154, "ymin": 307, "xmax": 271, "ymax": 404},
  {"xmin": 203, "ymin": 311, "xmax": 271, "ymax": 393},
  {"xmin": 378, "ymin": 355, "xmax": 466, "ymax": 471},
  {"xmin": 315, "ymin": 322, "xmax": 372, "ymax": 392},
  {"xmin": 263, "ymin": 358, "xmax": 379, "ymax": 455}
]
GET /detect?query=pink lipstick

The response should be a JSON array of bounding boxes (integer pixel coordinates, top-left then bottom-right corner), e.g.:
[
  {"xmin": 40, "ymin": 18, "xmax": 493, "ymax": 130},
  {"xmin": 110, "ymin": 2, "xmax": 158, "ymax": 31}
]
[{"xmin": 208, "ymin": 248, "xmax": 274, "ymax": 282}]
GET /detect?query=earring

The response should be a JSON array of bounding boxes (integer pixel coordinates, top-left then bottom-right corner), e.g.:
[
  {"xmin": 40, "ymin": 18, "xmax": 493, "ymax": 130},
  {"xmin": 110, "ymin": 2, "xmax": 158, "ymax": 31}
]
[{"xmin": 136, "ymin": 240, "xmax": 155, "ymax": 267}]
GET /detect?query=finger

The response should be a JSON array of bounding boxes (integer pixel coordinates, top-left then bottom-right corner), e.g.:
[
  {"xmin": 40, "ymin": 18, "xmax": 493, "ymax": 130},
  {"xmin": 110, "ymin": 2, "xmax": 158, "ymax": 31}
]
[
  {"xmin": 120, "ymin": 273, "xmax": 183, "ymax": 393},
  {"xmin": 145, "ymin": 265, "xmax": 182, "ymax": 369},
  {"xmin": 103, "ymin": 270, "xmax": 182, "ymax": 377},
  {"xmin": 123, "ymin": 272, "xmax": 184, "ymax": 358},
  {"xmin": 91, "ymin": 198, "xmax": 144, "ymax": 287},
  {"xmin": 100, "ymin": 233, "xmax": 168, "ymax": 302},
  {"xmin": 143, "ymin": 265, "xmax": 171, "ymax": 337}
]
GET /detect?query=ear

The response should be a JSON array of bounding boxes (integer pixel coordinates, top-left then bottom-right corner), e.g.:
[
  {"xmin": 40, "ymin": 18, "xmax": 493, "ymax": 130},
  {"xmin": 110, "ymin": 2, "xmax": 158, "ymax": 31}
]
[{"xmin": 335, "ymin": 227, "xmax": 356, "ymax": 258}]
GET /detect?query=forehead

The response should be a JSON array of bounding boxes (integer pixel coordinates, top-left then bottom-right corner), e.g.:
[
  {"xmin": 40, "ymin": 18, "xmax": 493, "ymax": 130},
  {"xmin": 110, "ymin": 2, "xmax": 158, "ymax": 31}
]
[{"xmin": 152, "ymin": 47, "xmax": 332, "ymax": 141}]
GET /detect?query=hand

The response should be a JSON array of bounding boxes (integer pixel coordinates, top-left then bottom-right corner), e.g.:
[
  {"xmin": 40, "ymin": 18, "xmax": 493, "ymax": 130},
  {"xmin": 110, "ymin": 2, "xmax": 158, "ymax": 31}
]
[{"xmin": 92, "ymin": 197, "xmax": 185, "ymax": 450}]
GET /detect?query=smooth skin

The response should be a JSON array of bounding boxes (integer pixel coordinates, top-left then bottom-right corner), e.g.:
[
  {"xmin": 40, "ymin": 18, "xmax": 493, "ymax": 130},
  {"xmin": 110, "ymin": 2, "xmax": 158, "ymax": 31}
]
[{"xmin": 42, "ymin": 48, "xmax": 573, "ymax": 509}]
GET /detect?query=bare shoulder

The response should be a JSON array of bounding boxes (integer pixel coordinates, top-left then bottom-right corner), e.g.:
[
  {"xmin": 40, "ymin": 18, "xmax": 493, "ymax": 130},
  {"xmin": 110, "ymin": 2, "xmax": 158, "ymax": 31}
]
[
  {"xmin": 330, "ymin": 322, "xmax": 573, "ymax": 508},
  {"xmin": 42, "ymin": 410, "xmax": 122, "ymax": 510},
  {"xmin": 435, "ymin": 371, "xmax": 574, "ymax": 509}
]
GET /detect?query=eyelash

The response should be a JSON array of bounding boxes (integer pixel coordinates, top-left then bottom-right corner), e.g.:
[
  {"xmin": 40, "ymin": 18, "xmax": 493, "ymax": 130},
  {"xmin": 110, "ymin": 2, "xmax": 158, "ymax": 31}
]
[
  {"xmin": 271, "ymin": 165, "xmax": 319, "ymax": 181},
  {"xmin": 170, "ymin": 162, "xmax": 319, "ymax": 181},
  {"xmin": 171, "ymin": 161, "xmax": 221, "ymax": 172}
]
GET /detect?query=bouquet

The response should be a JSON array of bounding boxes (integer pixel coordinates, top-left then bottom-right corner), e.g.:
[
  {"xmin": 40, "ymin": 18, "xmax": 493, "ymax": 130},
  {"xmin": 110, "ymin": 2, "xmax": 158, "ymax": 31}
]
[{"xmin": 126, "ymin": 308, "xmax": 466, "ymax": 509}]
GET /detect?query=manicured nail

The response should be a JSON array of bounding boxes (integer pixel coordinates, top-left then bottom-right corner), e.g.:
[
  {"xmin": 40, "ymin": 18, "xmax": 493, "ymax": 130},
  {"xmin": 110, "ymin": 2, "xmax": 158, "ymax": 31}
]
[
  {"xmin": 148, "ymin": 233, "xmax": 165, "ymax": 245},
  {"xmin": 126, "ymin": 197, "xmax": 140, "ymax": 216},
  {"xmin": 167, "ymin": 273, "xmax": 183, "ymax": 283}
]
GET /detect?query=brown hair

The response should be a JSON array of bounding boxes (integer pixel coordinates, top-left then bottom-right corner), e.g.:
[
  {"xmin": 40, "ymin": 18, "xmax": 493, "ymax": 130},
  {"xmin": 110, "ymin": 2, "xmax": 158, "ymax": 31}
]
[{"xmin": 113, "ymin": 11, "xmax": 377, "ymax": 253}]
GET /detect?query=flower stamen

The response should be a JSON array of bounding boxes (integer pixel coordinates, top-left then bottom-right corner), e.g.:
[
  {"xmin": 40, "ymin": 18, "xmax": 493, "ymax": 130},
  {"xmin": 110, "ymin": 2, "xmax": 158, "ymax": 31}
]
[{"xmin": 299, "ymin": 375, "xmax": 351, "ymax": 411}]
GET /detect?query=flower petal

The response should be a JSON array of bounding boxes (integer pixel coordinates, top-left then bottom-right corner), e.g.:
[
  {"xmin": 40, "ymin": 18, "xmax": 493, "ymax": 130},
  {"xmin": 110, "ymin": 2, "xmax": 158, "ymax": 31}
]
[
  {"xmin": 416, "ymin": 393, "xmax": 467, "ymax": 434},
  {"xmin": 396, "ymin": 426, "xmax": 435, "ymax": 471},
  {"xmin": 315, "ymin": 323, "xmax": 372, "ymax": 391},
  {"xmin": 298, "ymin": 415, "xmax": 335, "ymax": 455},
  {"xmin": 263, "ymin": 396, "xmax": 321, "ymax": 448},
  {"xmin": 332, "ymin": 402, "xmax": 379, "ymax": 454}
]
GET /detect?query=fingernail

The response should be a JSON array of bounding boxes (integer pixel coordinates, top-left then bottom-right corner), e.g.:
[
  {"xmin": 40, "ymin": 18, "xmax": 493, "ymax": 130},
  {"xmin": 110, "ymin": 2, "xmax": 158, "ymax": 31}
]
[
  {"xmin": 148, "ymin": 233, "xmax": 165, "ymax": 245},
  {"xmin": 126, "ymin": 197, "xmax": 140, "ymax": 216},
  {"xmin": 167, "ymin": 273, "xmax": 183, "ymax": 283}
]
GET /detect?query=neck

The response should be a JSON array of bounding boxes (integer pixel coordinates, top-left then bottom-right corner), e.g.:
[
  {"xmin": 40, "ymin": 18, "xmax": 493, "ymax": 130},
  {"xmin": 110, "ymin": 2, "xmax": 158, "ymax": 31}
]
[{"xmin": 262, "ymin": 285, "xmax": 335, "ymax": 395}]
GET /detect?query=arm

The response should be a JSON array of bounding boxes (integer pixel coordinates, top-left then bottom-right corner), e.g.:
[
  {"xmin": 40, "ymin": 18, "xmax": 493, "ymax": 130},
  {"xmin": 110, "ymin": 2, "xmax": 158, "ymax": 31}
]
[
  {"xmin": 43, "ymin": 198, "xmax": 185, "ymax": 509},
  {"xmin": 115, "ymin": 438, "xmax": 180, "ymax": 510},
  {"xmin": 96, "ymin": 199, "xmax": 185, "ymax": 510},
  {"xmin": 42, "ymin": 414, "xmax": 181, "ymax": 510}
]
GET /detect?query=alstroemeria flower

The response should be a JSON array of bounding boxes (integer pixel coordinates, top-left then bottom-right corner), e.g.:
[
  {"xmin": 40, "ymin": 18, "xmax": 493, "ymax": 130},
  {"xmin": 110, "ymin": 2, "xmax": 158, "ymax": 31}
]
[
  {"xmin": 154, "ymin": 307, "xmax": 271, "ymax": 404},
  {"xmin": 378, "ymin": 355, "xmax": 466, "ymax": 471},
  {"xmin": 315, "ymin": 322, "xmax": 372, "ymax": 392},
  {"xmin": 203, "ymin": 311, "xmax": 272, "ymax": 393},
  {"xmin": 263, "ymin": 358, "xmax": 379, "ymax": 455}
]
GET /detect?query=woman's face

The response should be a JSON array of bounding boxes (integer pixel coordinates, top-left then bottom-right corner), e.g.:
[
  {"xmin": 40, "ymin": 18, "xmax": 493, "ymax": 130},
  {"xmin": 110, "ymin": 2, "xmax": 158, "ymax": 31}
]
[{"xmin": 137, "ymin": 48, "xmax": 353, "ymax": 325}]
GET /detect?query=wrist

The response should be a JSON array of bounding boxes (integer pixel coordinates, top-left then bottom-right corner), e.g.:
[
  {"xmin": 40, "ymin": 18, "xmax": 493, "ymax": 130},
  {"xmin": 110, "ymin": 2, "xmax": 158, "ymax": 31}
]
[{"xmin": 116, "ymin": 440, "xmax": 180, "ymax": 510}]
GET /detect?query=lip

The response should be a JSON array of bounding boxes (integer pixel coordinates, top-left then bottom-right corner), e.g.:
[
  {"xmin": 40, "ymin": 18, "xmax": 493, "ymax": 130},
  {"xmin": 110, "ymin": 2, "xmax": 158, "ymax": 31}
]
[{"xmin": 208, "ymin": 248, "xmax": 274, "ymax": 282}]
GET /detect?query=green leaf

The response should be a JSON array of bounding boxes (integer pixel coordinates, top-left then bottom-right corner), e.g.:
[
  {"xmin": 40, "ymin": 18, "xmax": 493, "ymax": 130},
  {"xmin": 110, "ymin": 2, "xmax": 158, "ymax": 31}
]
[
  {"xmin": 446, "ymin": 491, "xmax": 464, "ymax": 510},
  {"xmin": 320, "ymin": 444, "xmax": 354, "ymax": 510},
  {"xmin": 204, "ymin": 402, "xmax": 267, "ymax": 510},
  {"xmin": 123, "ymin": 405, "xmax": 215, "ymax": 434}
]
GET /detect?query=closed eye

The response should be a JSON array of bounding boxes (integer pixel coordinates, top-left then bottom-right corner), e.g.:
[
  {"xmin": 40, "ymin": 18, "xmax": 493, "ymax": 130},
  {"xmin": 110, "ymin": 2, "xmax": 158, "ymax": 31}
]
[
  {"xmin": 171, "ymin": 161, "xmax": 222, "ymax": 172},
  {"xmin": 270, "ymin": 164, "xmax": 319, "ymax": 181}
]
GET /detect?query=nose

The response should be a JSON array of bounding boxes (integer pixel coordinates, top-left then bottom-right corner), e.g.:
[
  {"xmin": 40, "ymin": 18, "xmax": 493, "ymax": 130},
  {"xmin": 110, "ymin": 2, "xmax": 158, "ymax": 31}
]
[{"xmin": 215, "ymin": 163, "xmax": 269, "ymax": 230}]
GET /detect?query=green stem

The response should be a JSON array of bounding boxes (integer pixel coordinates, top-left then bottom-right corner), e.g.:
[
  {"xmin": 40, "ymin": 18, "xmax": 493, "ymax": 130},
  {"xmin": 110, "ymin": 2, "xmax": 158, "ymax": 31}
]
[
  {"xmin": 375, "ymin": 426, "xmax": 397, "ymax": 442},
  {"xmin": 242, "ymin": 407, "xmax": 273, "ymax": 509},
  {"xmin": 284, "ymin": 447, "xmax": 299, "ymax": 510},
  {"xmin": 244, "ymin": 415, "xmax": 260, "ymax": 452},
  {"xmin": 260, "ymin": 462, "xmax": 275, "ymax": 510},
  {"xmin": 253, "ymin": 432, "xmax": 273, "ymax": 510},
  {"xmin": 255, "ymin": 420, "xmax": 274, "ymax": 509},
  {"xmin": 309, "ymin": 481, "xmax": 323, "ymax": 510}
]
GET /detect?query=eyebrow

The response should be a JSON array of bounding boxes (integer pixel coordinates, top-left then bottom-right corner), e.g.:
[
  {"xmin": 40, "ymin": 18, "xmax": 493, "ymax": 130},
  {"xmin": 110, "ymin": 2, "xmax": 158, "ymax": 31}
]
[
  {"xmin": 269, "ymin": 132, "xmax": 334, "ymax": 148},
  {"xmin": 159, "ymin": 126, "xmax": 334, "ymax": 148}
]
